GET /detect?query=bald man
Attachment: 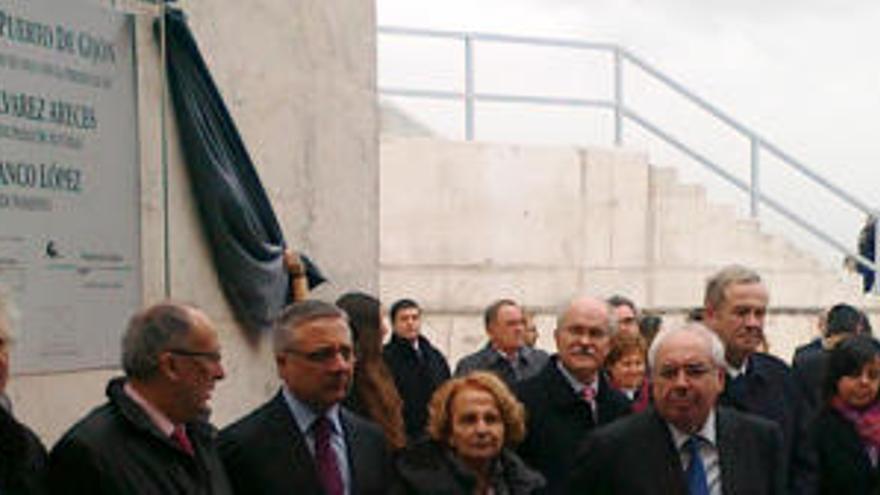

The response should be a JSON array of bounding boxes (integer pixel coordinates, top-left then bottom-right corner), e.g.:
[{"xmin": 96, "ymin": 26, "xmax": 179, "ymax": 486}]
[
  {"xmin": 567, "ymin": 323, "xmax": 784, "ymax": 494},
  {"xmin": 515, "ymin": 296, "xmax": 631, "ymax": 494}
]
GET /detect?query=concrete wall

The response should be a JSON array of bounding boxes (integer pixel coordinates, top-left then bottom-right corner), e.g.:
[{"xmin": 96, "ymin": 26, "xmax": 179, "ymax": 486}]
[
  {"xmin": 9, "ymin": 0, "xmax": 378, "ymax": 446},
  {"xmin": 380, "ymin": 137, "xmax": 877, "ymax": 366}
]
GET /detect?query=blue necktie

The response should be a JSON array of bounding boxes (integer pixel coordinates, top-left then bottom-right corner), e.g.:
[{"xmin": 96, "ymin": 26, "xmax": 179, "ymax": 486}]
[{"xmin": 685, "ymin": 436, "xmax": 710, "ymax": 495}]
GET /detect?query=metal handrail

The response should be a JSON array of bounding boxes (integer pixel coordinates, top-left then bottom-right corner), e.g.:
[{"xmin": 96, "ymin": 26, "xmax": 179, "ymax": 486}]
[{"xmin": 377, "ymin": 26, "xmax": 879, "ymax": 291}]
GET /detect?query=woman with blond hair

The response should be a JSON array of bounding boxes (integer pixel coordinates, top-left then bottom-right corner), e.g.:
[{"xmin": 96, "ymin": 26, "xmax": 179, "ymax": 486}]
[{"xmin": 391, "ymin": 371, "xmax": 544, "ymax": 494}]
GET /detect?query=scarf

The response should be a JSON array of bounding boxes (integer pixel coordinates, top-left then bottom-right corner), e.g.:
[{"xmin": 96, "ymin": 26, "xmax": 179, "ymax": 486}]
[{"xmin": 831, "ymin": 395, "xmax": 880, "ymax": 451}]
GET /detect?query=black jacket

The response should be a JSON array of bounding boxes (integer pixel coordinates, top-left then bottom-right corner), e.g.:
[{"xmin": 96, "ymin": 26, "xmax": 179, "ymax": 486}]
[
  {"xmin": 792, "ymin": 346, "xmax": 829, "ymax": 415},
  {"xmin": 719, "ymin": 352, "xmax": 817, "ymax": 495},
  {"xmin": 218, "ymin": 391, "xmax": 392, "ymax": 495},
  {"xmin": 812, "ymin": 407, "xmax": 880, "ymax": 495},
  {"xmin": 567, "ymin": 406, "xmax": 786, "ymax": 495},
  {"xmin": 514, "ymin": 357, "xmax": 631, "ymax": 494},
  {"xmin": 391, "ymin": 440, "xmax": 544, "ymax": 495},
  {"xmin": 455, "ymin": 344, "xmax": 549, "ymax": 388},
  {"xmin": 0, "ymin": 402, "xmax": 47, "ymax": 494},
  {"xmin": 384, "ymin": 334, "xmax": 451, "ymax": 441},
  {"xmin": 48, "ymin": 378, "xmax": 232, "ymax": 495}
]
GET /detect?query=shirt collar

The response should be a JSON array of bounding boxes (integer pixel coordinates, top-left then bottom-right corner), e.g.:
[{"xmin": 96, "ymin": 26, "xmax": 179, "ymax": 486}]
[
  {"xmin": 282, "ymin": 386, "xmax": 343, "ymax": 435},
  {"xmin": 667, "ymin": 408, "xmax": 717, "ymax": 449},
  {"xmin": 725, "ymin": 356, "xmax": 749, "ymax": 378},
  {"xmin": 491, "ymin": 345, "xmax": 520, "ymax": 363},
  {"xmin": 556, "ymin": 358, "xmax": 598, "ymax": 395},
  {"xmin": 124, "ymin": 381, "xmax": 176, "ymax": 437}
]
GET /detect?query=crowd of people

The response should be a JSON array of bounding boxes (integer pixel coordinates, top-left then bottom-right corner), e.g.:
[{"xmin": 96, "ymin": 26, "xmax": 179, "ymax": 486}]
[{"xmin": 0, "ymin": 263, "xmax": 878, "ymax": 494}]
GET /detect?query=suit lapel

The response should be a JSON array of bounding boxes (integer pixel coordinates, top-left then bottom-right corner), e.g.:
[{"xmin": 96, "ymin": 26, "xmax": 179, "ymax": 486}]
[
  {"xmin": 266, "ymin": 392, "xmax": 324, "ymax": 490},
  {"xmin": 716, "ymin": 407, "xmax": 741, "ymax": 495},
  {"xmin": 544, "ymin": 361, "xmax": 595, "ymax": 424},
  {"xmin": 647, "ymin": 410, "xmax": 689, "ymax": 495},
  {"xmin": 340, "ymin": 410, "xmax": 360, "ymax": 493}
]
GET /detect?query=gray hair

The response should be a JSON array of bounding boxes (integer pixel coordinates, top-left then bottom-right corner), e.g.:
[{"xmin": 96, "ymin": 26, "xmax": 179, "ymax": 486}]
[
  {"xmin": 554, "ymin": 296, "xmax": 619, "ymax": 336},
  {"xmin": 121, "ymin": 302, "xmax": 198, "ymax": 380},
  {"xmin": 647, "ymin": 322, "xmax": 726, "ymax": 370},
  {"xmin": 704, "ymin": 264, "xmax": 762, "ymax": 309},
  {"xmin": 273, "ymin": 299, "xmax": 348, "ymax": 353}
]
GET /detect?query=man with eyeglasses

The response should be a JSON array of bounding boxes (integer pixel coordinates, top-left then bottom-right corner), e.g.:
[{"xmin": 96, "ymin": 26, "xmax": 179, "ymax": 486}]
[
  {"xmin": 218, "ymin": 299, "xmax": 391, "ymax": 495},
  {"xmin": 49, "ymin": 301, "xmax": 232, "ymax": 494},
  {"xmin": 567, "ymin": 323, "xmax": 785, "ymax": 494},
  {"xmin": 514, "ymin": 296, "xmax": 630, "ymax": 494}
]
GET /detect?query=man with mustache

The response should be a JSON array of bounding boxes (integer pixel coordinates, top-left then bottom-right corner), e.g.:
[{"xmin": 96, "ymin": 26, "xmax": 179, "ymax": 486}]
[
  {"xmin": 704, "ymin": 265, "xmax": 816, "ymax": 494},
  {"xmin": 567, "ymin": 323, "xmax": 785, "ymax": 494},
  {"xmin": 514, "ymin": 296, "xmax": 630, "ymax": 494},
  {"xmin": 218, "ymin": 300, "xmax": 391, "ymax": 495},
  {"xmin": 49, "ymin": 302, "xmax": 232, "ymax": 494}
]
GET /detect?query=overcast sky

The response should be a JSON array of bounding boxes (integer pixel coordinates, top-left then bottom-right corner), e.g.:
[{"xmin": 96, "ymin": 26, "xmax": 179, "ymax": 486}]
[{"xmin": 377, "ymin": 0, "xmax": 880, "ymax": 265}]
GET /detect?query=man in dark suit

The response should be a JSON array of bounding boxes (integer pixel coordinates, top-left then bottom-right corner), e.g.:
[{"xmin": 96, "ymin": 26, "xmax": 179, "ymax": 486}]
[
  {"xmin": 568, "ymin": 323, "xmax": 785, "ymax": 495},
  {"xmin": 382, "ymin": 298, "xmax": 450, "ymax": 441},
  {"xmin": 703, "ymin": 265, "xmax": 815, "ymax": 494},
  {"xmin": 49, "ymin": 302, "xmax": 232, "ymax": 494},
  {"xmin": 792, "ymin": 303, "xmax": 868, "ymax": 411},
  {"xmin": 219, "ymin": 300, "xmax": 391, "ymax": 495},
  {"xmin": 515, "ymin": 295, "xmax": 630, "ymax": 494},
  {"xmin": 456, "ymin": 299, "xmax": 549, "ymax": 387}
]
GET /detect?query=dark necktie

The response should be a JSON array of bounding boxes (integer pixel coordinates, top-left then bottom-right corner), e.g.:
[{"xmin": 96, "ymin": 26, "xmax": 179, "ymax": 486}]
[
  {"xmin": 171, "ymin": 425, "xmax": 194, "ymax": 456},
  {"xmin": 313, "ymin": 416, "xmax": 344, "ymax": 495},
  {"xmin": 684, "ymin": 436, "xmax": 710, "ymax": 495}
]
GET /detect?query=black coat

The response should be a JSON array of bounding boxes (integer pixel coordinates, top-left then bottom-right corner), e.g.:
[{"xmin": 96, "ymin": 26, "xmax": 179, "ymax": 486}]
[
  {"xmin": 48, "ymin": 378, "xmax": 232, "ymax": 495},
  {"xmin": 566, "ymin": 406, "xmax": 786, "ymax": 495},
  {"xmin": 383, "ymin": 334, "xmax": 451, "ymax": 441},
  {"xmin": 792, "ymin": 347, "xmax": 829, "ymax": 415},
  {"xmin": 0, "ymin": 403, "xmax": 47, "ymax": 494},
  {"xmin": 218, "ymin": 391, "xmax": 392, "ymax": 495},
  {"xmin": 514, "ymin": 357, "xmax": 631, "ymax": 494},
  {"xmin": 391, "ymin": 440, "xmax": 544, "ymax": 495},
  {"xmin": 812, "ymin": 407, "xmax": 880, "ymax": 495},
  {"xmin": 719, "ymin": 352, "xmax": 817, "ymax": 495}
]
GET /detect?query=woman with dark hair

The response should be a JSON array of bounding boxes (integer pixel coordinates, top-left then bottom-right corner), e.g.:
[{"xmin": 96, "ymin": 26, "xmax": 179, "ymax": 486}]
[
  {"xmin": 605, "ymin": 332, "xmax": 650, "ymax": 412},
  {"xmin": 812, "ymin": 334, "xmax": 880, "ymax": 494},
  {"xmin": 336, "ymin": 292, "xmax": 407, "ymax": 451}
]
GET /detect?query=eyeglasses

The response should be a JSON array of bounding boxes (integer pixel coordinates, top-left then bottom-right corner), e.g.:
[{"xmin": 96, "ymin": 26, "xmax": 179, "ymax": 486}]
[
  {"xmin": 168, "ymin": 348, "xmax": 222, "ymax": 363},
  {"xmin": 655, "ymin": 363, "xmax": 714, "ymax": 381},
  {"xmin": 284, "ymin": 345, "xmax": 355, "ymax": 364}
]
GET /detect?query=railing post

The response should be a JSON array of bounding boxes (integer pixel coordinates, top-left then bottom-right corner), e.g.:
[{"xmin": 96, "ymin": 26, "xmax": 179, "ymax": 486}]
[
  {"xmin": 464, "ymin": 34, "xmax": 475, "ymax": 141},
  {"xmin": 614, "ymin": 47, "xmax": 623, "ymax": 146},
  {"xmin": 874, "ymin": 213, "xmax": 879, "ymax": 295},
  {"xmin": 750, "ymin": 136, "xmax": 760, "ymax": 218}
]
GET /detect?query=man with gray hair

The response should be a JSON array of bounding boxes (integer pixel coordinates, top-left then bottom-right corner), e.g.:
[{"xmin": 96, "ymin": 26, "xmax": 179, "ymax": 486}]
[
  {"xmin": 49, "ymin": 301, "xmax": 231, "ymax": 494},
  {"xmin": 568, "ymin": 323, "xmax": 785, "ymax": 494},
  {"xmin": 703, "ymin": 264, "xmax": 815, "ymax": 494},
  {"xmin": 0, "ymin": 288, "xmax": 48, "ymax": 494},
  {"xmin": 219, "ymin": 299, "xmax": 391, "ymax": 495},
  {"xmin": 515, "ymin": 295, "xmax": 630, "ymax": 494}
]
